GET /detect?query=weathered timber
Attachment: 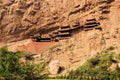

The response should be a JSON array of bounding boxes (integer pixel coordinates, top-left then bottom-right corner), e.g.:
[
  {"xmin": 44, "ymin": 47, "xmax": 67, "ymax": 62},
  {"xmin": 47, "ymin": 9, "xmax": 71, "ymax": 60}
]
[
  {"xmin": 84, "ymin": 24, "xmax": 98, "ymax": 28},
  {"xmin": 86, "ymin": 18, "xmax": 96, "ymax": 21},
  {"xmin": 85, "ymin": 21, "xmax": 97, "ymax": 25},
  {"xmin": 60, "ymin": 26, "xmax": 70, "ymax": 29},
  {"xmin": 84, "ymin": 28, "xmax": 93, "ymax": 31},
  {"xmin": 58, "ymin": 32, "xmax": 71, "ymax": 37},
  {"xmin": 58, "ymin": 28, "xmax": 71, "ymax": 32}
]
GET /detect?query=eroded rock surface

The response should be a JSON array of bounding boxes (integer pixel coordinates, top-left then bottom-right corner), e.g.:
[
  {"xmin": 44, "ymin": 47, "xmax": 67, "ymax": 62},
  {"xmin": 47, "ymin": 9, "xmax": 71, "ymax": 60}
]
[
  {"xmin": 49, "ymin": 60, "xmax": 60, "ymax": 75},
  {"xmin": 0, "ymin": 0, "xmax": 119, "ymax": 42}
]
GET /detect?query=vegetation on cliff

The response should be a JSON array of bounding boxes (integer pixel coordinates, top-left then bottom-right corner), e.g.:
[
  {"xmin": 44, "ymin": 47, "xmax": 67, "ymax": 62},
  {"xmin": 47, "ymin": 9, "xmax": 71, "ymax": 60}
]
[
  {"xmin": 0, "ymin": 46, "xmax": 120, "ymax": 80},
  {"xmin": 67, "ymin": 47, "xmax": 120, "ymax": 79},
  {"xmin": 0, "ymin": 46, "xmax": 47, "ymax": 80}
]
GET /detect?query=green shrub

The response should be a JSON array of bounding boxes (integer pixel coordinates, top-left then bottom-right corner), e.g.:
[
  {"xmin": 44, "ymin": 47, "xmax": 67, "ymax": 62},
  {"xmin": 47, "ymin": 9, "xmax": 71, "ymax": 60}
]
[
  {"xmin": 0, "ymin": 46, "xmax": 47, "ymax": 80},
  {"xmin": 67, "ymin": 48, "xmax": 120, "ymax": 79}
]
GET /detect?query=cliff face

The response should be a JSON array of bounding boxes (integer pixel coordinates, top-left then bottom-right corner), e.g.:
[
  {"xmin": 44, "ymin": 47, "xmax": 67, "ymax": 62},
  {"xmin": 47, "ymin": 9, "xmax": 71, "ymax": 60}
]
[{"xmin": 0, "ymin": 0, "xmax": 119, "ymax": 42}]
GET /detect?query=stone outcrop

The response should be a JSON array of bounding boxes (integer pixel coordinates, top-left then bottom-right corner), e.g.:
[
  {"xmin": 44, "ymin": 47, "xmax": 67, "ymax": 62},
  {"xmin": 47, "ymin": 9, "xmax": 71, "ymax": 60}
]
[{"xmin": 48, "ymin": 60, "xmax": 60, "ymax": 75}]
